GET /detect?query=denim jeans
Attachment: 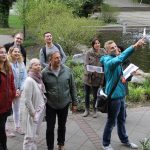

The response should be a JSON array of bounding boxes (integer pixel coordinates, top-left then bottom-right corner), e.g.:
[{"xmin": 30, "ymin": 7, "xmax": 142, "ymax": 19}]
[
  {"xmin": 46, "ymin": 104, "xmax": 69, "ymax": 150},
  {"xmin": 103, "ymin": 98, "xmax": 129, "ymax": 146},
  {"xmin": 84, "ymin": 84, "xmax": 99, "ymax": 110}
]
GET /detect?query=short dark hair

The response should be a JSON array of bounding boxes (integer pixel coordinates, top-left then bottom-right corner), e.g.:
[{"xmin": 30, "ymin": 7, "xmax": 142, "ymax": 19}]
[
  {"xmin": 91, "ymin": 37, "xmax": 100, "ymax": 49},
  {"xmin": 43, "ymin": 32, "xmax": 51, "ymax": 37}
]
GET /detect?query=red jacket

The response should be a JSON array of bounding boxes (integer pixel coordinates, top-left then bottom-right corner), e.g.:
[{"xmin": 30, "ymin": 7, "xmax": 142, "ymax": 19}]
[{"xmin": 0, "ymin": 71, "xmax": 16, "ymax": 114}]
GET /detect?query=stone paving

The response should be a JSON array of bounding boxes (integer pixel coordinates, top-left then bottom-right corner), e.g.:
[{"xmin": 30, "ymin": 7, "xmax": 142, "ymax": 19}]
[{"xmin": 6, "ymin": 106, "xmax": 150, "ymax": 150}]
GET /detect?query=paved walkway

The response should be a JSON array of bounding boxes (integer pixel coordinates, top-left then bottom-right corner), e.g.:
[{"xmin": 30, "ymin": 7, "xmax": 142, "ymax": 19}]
[
  {"xmin": 0, "ymin": 35, "xmax": 13, "ymax": 45},
  {"xmin": 7, "ymin": 106, "xmax": 150, "ymax": 150}
]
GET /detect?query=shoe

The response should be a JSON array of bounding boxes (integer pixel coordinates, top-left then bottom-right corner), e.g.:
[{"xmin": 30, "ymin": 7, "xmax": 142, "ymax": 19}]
[
  {"xmin": 82, "ymin": 108, "xmax": 89, "ymax": 117},
  {"xmin": 102, "ymin": 145, "xmax": 114, "ymax": 150},
  {"xmin": 123, "ymin": 142, "xmax": 138, "ymax": 149},
  {"xmin": 93, "ymin": 110, "xmax": 97, "ymax": 118},
  {"xmin": 58, "ymin": 145, "xmax": 65, "ymax": 150},
  {"xmin": 16, "ymin": 127, "xmax": 25, "ymax": 135},
  {"xmin": 6, "ymin": 130, "xmax": 16, "ymax": 137}
]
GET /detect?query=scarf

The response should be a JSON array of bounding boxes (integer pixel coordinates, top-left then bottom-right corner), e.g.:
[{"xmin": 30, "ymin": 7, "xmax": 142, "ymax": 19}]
[{"xmin": 28, "ymin": 71, "xmax": 46, "ymax": 94}]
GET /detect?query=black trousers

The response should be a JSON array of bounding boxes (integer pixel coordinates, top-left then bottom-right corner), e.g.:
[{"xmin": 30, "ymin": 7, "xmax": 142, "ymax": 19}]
[
  {"xmin": 0, "ymin": 111, "xmax": 10, "ymax": 150},
  {"xmin": 46, "ymin": 104, "xmax": 69, "ymax": 150}
]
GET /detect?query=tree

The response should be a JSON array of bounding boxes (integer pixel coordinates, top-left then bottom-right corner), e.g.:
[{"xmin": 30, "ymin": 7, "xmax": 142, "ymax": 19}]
[
  {"xmin": 49, "ymin": 0, "xmax": 103, "ymax": 17},
  {"xmin": 0, "ymin": 0, "xmax": 16, "ymax": 28}
]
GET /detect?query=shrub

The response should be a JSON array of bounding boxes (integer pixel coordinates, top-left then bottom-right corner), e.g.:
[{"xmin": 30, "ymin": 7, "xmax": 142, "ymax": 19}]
[
  {"xmin": 140, "ymin": 138, "xmax": 150, "ymax": 150},
  {"xmin": 101, "ymin": 3, "xmax": 118, "ymax": 23},
  {"xmin": 16, "ymin": 0, "xmax": 104, "ymax": 55}
]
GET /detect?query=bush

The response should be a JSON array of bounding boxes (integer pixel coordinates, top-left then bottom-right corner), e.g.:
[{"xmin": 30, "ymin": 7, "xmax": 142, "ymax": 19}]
[
  {"xmin": 16, "ymin": 0, "xmax": 104, "ymax": 55},
  {"xmin": 66, "ymin": 57, "xmax": 85, "ymax": 111},
  {"xmin": 54, "ymin": 0, "xmax": 103, "ymax": 17},
  {"xmin": 140, "ymin": 138, "xmax": 150, "ymax": 150},
  {"xmin": 127, "ymin": 79, "xmax": 150, "ymax": 103},
  {"xmin": 101, "ymin": 3, "xmax": 118, "ymax": 23}
]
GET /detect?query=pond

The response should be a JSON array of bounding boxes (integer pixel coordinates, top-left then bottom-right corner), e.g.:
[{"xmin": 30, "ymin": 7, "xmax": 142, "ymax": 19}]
[{"xmin": 98, "ymin": 28, "xmax": 150, "ymax": 72}]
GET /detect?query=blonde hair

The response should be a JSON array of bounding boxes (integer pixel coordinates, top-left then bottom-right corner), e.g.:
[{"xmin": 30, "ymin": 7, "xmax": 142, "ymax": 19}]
[
  {"xmin": 0, "ymin": 46, "xmax": 11, "ymax": 74},
  {"xmin": 104, "ymin": 40, "xmax": 115, "ymax": 51},
  {"xmin": 7, "ymin": 46, "xmax": 23, "ymax": 63}
]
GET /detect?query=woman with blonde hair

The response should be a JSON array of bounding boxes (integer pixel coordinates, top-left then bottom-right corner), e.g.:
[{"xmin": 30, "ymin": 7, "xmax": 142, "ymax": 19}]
[
  {"xmin": 0, "ymin": 46, "xmax": 16, "ymax": 150},
  {"xmin": 7, "ymin": 46, "xmax": 27, "ymax": 135}
]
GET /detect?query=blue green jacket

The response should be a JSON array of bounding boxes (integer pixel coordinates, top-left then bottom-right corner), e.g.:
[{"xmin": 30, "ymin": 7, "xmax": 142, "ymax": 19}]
[{"xmin": 100, "ymin": 46, "xmax": 134, "ymax": 99}]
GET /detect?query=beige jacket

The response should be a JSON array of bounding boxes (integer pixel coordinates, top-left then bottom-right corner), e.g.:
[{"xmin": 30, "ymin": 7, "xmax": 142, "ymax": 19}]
[{"xmin": 22, "ymin": 77, "xmax": 46, "ymax": 137}]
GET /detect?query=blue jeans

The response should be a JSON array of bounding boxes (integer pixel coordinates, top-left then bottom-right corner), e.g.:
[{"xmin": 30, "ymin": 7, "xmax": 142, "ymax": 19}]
[
  {"xmin": 84, "ymin": 84, "xmax": 99, "ymax": 110},
  {"xmin": 103, "ymin": 98, "xmax": 129, "ymax": 146}
]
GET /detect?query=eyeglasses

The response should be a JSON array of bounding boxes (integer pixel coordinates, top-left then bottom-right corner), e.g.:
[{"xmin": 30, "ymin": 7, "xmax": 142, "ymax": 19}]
[
  {"xmin": 0, "ymin": 51, "xmax": 7, "ymax": 55},
  {"xmin": 16, "ymin": 37, "xmax": 23, "ymax": 40}
]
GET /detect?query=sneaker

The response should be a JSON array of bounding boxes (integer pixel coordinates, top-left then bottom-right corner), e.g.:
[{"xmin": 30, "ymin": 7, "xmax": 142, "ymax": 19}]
[
  {"xmin": 82, "ymin": 109, "xmax": 90, "ymax": 117},
  {"xmin": 58, "ymin": 145, "xmax": 65, "ymax": 150},
  {"xmin": 6, "ymin": 130, "xmax": 16, "ymax": 137},
  {"xmin": 93, "ymin": 110, "xmax": 98, "ymax": 118},
  {"xmin": 102, "ymin": 145, "xmax": 114, "ymax": 150},
  {"xmin": 16, "ymin": 127, "xmax": 25, "ymax": 135},
  {"xmin": 123, "ymin": 142, "xmax": 138, "ymax": 149}
]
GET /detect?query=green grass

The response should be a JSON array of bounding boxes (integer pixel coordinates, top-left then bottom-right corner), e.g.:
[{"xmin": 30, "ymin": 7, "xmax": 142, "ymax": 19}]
[
  {"xmin": 0, "ymin": 15, "xmax": 22, "ymax": 35},
  {"xmin": 9, "ymin": 15, "xmax": 22, "ymax": 29}
]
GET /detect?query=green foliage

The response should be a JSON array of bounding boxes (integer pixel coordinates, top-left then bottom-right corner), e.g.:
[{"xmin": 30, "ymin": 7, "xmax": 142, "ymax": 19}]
[
  {"xmin": 138, "ymin": 0, "xmax": 150, "ymax": 4},
  {"xmin": 9, "ymin": 15, "xmax": 22, "ymax": 29},
  {"xmin": 140, "ymin": 138, "xmax": 150, "ymax": 150},
  {"xmin": 66, "ymin": 57, "xmax": 85, "ymax": 111},
  {"xmin": 66, "ymin": 60, "xmax": 150, "ymax": 110},
  {"xmin": 0, "ymin": 15, "xmax": 22, "ymax": 34},
  {"xmin": 127, "ymin": 79, "xmax": 150, "ymax": 102},
  {"xmin": 101, "ymin": 3, "xmax": 118, "ymax": 23},
  {"xmin": 50, "ymin": 0, "xmax": 103, "ymax": 17},
  {"xmin": 16, "ymin": 0, "xmax": 103, "ymax": 55}
]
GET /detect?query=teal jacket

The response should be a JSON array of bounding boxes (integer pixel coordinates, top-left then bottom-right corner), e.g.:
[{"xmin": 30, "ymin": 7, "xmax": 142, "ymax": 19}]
[
  {"xmin": 42, "ymin": 65, "xmax": 77, "ymax": 109},
  {"xmin": 100, "ymin": 46, "xmax": 134, "ymax": 99}
]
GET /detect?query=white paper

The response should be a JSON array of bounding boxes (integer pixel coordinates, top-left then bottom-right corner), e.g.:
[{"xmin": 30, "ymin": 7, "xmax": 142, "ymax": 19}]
[
  {"xmin": 123, "ymin": 63, "xmax": 139, "ymax": 79},
  {"xmin": 143, "ymin": 27, "xmax": 146, "ymax": 37},
  {"xmin": 86, "ymin": 65, "xmax": 103, "ymax": 73}
]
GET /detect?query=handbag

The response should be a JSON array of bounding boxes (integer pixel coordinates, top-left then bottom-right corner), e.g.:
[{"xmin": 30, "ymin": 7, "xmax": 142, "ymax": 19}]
[{"xmin": 95, "ymin": 74, "xmax": 121, "ymax": 113}]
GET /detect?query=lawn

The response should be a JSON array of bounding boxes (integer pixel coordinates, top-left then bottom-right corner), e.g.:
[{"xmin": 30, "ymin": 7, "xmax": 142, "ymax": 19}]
[{"xmin": 0, "ymin": 15, "xmax": 23, "ymax": 35}]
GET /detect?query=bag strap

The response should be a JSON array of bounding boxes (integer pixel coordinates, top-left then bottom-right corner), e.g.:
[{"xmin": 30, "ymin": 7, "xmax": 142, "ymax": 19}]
[
  {"xmin": 42, "ymin": 43, "xmax": 61, "ymax": 62},
  {"xmin": 107, "ymin": 73, "xmax": 122, "ymax": 99}
]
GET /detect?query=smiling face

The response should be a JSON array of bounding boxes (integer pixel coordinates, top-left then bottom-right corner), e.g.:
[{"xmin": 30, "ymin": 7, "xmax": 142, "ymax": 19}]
[
  {"xmin": 0, "ymin": 47, "xmax": 7, "ymax": 63},
  {"xmin": 30, "ymin": 59, "xmax": 41, "ymax": 73},
  {"xmin": 93, "ymin": 40, "xmax": 101, "ymax": 51},
  {"xmin": 14, "ymin": 33, "xmax": 23, "ymax": 46},
  {"xmin": 105, "ymin": 40, "xmax": 119, "ymax": 56},
  {"xmin": 11, "ymin": 47, "xmax": 21, "ymax": 61}
]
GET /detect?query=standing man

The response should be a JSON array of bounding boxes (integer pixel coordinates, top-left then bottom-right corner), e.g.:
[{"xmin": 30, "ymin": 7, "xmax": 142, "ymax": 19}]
[
  {"xmin": 42, "ymin": 51, "xmax": 77, "ymax": 150},
  {"xmin": 39, "ymin": 32, "xmax": 67, "ymax": 68},
  {"xmin": 4, "ymin": 32, "xmax": 26, "ymax": 65},
  {"xmin": 100, "ymin": 39, "xmax": 145, "ymax": 150}
]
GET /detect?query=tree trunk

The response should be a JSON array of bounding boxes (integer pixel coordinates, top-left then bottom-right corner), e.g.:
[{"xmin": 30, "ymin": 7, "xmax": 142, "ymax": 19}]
[{"xmin": 0, "ymin": 2, "xmax": 10, "ymax": 28}]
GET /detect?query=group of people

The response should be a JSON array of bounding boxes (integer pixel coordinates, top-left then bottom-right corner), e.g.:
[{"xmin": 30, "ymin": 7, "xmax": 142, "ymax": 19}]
[{"xmin": 0, "ymin": 31, "xmax": 145, "ymax": 150}]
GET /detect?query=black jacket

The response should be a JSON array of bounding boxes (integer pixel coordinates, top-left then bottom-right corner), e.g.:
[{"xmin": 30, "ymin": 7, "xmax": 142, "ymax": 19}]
[{"xmin": 4, "ymin": 42, "xmax": 26, "ymax": 65}]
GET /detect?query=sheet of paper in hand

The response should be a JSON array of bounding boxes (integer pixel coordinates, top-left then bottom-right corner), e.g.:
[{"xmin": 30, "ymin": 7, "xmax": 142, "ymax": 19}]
[
  {"xmin": 123, "ymin": 63, "xmax": 139, "ymax": 79},
  {"xmin": 87, "ymin": 65, "xmax": 103, "ymax": 73}
]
